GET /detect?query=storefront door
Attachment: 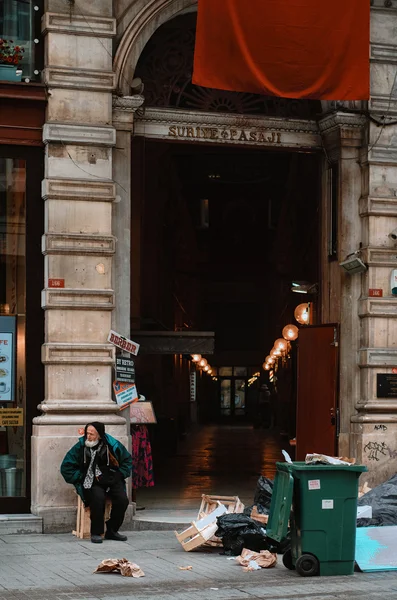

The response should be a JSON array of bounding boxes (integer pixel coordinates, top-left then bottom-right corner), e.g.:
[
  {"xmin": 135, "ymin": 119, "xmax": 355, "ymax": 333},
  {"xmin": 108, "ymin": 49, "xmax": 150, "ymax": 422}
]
[
  {"xmin": 219, "ymin": 372, "xmax": 247, "ymax": 418},
  {"xmin": 295, "ymin": 325, "xmax": 339, "ymax": 460}
]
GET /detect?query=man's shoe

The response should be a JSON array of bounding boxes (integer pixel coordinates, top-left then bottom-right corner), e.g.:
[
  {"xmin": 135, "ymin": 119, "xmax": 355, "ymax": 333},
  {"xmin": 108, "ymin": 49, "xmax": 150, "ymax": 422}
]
[
  {"xmin": 91, "ymin": 535, "xmax": 103, "ymax": 544},
  {"xmin": 105, "ymin": 529, "xmax": 127, "ymax": 541}
]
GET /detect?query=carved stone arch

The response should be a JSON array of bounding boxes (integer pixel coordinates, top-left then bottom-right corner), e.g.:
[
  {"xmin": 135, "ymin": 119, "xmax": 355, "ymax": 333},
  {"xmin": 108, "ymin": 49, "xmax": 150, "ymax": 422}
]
[{"xmin": 114, "ymin": 0, "xmax": 197, "ymax": 94}]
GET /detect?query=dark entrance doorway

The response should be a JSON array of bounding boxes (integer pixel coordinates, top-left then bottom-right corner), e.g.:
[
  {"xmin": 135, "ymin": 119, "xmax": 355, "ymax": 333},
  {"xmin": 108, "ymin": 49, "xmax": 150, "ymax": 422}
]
[{"xmin": 131, "ymin": 138, "xmax": 321, "ymax": 427}]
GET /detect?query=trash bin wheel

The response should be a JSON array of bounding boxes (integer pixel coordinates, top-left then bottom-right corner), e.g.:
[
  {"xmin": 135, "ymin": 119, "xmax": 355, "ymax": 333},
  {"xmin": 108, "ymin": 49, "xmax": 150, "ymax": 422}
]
[
  {"xmin": 295, "ymin": 553, "xmax": 319, "ymax": 577},
  {"xmin": 282, "ymin": 549, "xmax": 295, "ymax": 570}
]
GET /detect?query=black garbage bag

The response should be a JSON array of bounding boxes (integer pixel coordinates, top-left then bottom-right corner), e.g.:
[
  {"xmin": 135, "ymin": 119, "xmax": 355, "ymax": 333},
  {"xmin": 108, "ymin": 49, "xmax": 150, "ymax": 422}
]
[
  {"xmin": 266, "ymin": 530, "xmax": 291, "ymax": 555},
  {"xmin": 356, "ymin": 517, "xmax": 385, "ymax": 528},
  {"xmin": 253, "ymin": 476, "xmax": 274, "ymax": 514},
  {"xmin": 357, "ymin": 473, "xmax": 397, "ymax": 526},
  {"xmin": 216, "ymin": 513, "xmax": 274, "ymax": 556}
]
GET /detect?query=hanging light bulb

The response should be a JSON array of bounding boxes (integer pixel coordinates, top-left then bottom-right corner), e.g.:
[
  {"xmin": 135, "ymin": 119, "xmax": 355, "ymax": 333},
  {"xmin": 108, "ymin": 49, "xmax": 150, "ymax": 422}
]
[
  {"xmin": 262, "ymin": 362, "xmax": 271, "ymax": 370},
  {"xmin": 204, "ymin": 365, "xmax": 210, "ymax": 372},
  {"xmin": 282, "ymin": 324, "xmax": 299, "ymax": 341},
  {"xmin": 274, "ymin": 338, "xmax": 288, "ymax": 352},
  {"xmin": 199, "ymin": 358, "xmax": 208, "ymax": 368},
  {"xmin": 208, "ymin": 368, "xmax": 212, "ymax": 374},
  {"xmin": 265, "ymin": 355, "xmax": 275, "ymax": 365},
  {"xmin": 271, "ymin": 346, "xmax": 282, "ymax": 357},
  {"xmin": 191, "ymin": 354, "xmax": 201, "ymax": 362},
  {"xmin": 294, "ymin": 303, "xmax": 310, "ymax": 325}
]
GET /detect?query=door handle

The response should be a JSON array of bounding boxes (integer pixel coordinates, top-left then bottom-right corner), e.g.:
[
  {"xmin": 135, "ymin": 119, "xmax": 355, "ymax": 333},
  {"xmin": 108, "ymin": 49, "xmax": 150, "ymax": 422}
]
[{"xmin": 330, "ymin": 408, "xmax": 336, "ymax": 426}]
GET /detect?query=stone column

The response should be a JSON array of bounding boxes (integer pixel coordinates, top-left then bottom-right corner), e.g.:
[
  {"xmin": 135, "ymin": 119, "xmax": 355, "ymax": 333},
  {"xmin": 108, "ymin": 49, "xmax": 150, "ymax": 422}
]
[
  {"xmin": 319, "ymin": 112, "xmax": 367, "ymax": 461},
  {"xmin": 351, "ymin": 2, "xmax": 397, "ymax": 485},
  {"xmin": 31, "ymin": 1, "xmax": 130, "ymax": 532},
  {"xmin": 112, "ymin": 95, "xmax": 144, "ymax": 334}
]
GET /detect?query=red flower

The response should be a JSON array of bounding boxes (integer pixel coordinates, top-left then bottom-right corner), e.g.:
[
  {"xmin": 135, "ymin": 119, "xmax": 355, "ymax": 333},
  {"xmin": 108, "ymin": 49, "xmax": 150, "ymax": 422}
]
[
  {"xmin": 6, "ymin": 56, "xmax": 12, "ymax": 63},
  {"xmin": 13, "ymin": 57, "xmax": 18, "ymax": 64}
]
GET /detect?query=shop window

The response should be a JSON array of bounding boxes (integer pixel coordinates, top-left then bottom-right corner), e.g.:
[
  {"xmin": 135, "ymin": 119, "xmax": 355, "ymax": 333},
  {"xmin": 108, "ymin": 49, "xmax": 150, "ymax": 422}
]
[
  {"xmin": 0, "ymin": 157, "xmax": 26, "ymax": 498},
  {"xmin": 0, "ymin": 0, "xmax": 43, "ymax": 80}
]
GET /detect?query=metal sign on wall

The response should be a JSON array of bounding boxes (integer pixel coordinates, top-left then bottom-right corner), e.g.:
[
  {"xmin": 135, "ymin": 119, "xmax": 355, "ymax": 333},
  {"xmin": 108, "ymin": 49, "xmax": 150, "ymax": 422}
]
[
  {"xmin": 377, "ymin": 374, "xmax": 397, "ymax": 398},
  {"xmin": 115, "ymin": 357, "xmax": 135, "ymax": 383},
  {"xmin": 0, "ymin": 408, "xmax": 23, "ymax": 427},
  {"xmin": 0, "ymin": 316, "xmax": 16, "ymax": 403},
  {"xmin": 107, "ymin": 330, "xmax": 140, "ymax": 356},
  {"xmin": 190, "ymin": 371, "xmax": 196, "ymax": 403}
]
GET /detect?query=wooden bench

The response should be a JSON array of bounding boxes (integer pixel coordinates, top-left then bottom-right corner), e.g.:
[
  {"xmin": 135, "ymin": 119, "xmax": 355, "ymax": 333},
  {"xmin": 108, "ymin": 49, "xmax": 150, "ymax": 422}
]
[{"xmin": 73, "ymin": 496, "xmax": 112, "ymax": 539}]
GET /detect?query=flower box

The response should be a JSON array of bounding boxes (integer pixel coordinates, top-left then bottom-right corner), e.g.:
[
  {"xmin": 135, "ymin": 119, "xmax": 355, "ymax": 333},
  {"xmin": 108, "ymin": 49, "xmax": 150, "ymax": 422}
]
[{"xmin": 0, "ymin": 64, "xmax": 22, "ymax": 82}]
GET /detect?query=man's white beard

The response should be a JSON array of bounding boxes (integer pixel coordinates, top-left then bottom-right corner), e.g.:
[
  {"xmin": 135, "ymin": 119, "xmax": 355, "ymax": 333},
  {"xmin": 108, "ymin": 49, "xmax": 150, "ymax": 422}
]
[{"xmin": 85, "ymin": 439, "xmax": 99, "ymax": 448}]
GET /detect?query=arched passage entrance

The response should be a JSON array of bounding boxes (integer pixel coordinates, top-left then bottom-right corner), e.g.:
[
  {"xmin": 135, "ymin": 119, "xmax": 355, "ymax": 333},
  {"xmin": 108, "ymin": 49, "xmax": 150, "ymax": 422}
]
[{"xmin": 112, "ymin": 3, "xmax": 370, "ymax": 516}]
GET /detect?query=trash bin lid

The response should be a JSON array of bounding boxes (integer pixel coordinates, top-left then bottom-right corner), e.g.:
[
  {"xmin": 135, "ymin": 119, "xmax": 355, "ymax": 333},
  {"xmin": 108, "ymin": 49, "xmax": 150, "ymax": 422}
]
[{"xmin": 266, "ymin": 469, "xmax": 294, "ymax": 543}]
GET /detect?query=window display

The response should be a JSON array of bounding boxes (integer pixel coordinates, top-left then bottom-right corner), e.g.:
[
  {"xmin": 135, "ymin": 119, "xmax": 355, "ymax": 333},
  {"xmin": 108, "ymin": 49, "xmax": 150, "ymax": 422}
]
[{"xmin": 0, "ymin": 158, "xmax": 26, "ymax": 498}]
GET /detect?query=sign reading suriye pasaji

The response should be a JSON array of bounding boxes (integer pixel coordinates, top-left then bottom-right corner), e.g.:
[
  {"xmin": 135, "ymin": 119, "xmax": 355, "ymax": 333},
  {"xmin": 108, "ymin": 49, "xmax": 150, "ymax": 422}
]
[{"xmin": 168, "ymin": 125, "xmax": 282, "ymax": 144}]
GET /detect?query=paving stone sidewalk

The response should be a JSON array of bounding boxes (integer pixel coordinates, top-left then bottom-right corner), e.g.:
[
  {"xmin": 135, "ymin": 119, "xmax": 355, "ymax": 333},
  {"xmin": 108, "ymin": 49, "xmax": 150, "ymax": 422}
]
[{"xmin": 1, "ymin": 531, "xmax": 397, "ymax": 600}]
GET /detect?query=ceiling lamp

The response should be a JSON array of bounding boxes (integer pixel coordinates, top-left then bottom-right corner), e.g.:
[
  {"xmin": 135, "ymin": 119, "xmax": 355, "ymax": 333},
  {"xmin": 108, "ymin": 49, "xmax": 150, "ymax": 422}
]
[
  {"xmin": 265, "ymin": 355, "xmax": 275, "ymax": 365},
  {"xmin": 191, "ymin": 354, "xmax": 202, "ymax": 362},
  {"xmin": 294, "ymin": 303, "xmax": 310, "ymax": 325},
  {"xmin": 271, "ymin": 346, "xmax": 282, "ymax": 357},
  {"xmin": 282, "ymin": 324, "xmax": 299, "ymax": 341},
  {"xmin": 204, "ymin": 365, "xmax": 210, "ymax": 372},
  {"xmin": 262, "ymin": 362, "xmax": 271, "ymax": 370},
  {"xmin": 274, "ymin": 338, "xmax": 288, "ymax": 353},
  {"xmin": 208, "ymin": 368, "xmax": 212, "ymax": 374},
  {"xmin": 199, "ymin": 358, "xmax": 208, "ymax": 368}
]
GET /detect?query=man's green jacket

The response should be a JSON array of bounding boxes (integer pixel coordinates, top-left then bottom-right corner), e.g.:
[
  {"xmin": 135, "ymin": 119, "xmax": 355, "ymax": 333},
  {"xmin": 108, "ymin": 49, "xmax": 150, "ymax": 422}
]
[{"xmin": 60, "ymin": 434, "xmax": 133, "ymax": 501}]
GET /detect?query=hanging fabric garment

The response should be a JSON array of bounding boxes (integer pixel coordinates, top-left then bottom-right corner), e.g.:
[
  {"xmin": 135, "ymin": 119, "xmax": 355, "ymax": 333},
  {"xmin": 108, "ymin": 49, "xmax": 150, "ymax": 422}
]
[
  {"xmin": 131, "ymin": 425, "xmax": 154, "ymax": 489},
  {"xmin": 193, "ymin": 0, "xmax": 369, "ymax": 101}
]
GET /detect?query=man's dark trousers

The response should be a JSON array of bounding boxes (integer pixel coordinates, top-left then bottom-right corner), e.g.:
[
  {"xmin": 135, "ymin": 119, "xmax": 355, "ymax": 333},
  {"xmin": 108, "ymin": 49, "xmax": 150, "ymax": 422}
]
[{"xmin": 84, "ymin": 478, "xmax": 129, "ymax": 535}]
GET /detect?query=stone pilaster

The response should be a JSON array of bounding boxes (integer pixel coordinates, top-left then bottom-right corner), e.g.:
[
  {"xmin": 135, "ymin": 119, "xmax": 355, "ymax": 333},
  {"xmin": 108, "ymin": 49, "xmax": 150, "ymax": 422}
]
[
  {"xmin": 318, "ymin": 112, "xmax": 367, "ymax": 461},
  {"xmin": 31, "ymin": 1, "xmax": 130, "ymax": 532},
  {"xmin": 112, "ymin": 95, "xmax": 144, "ymax": 334},
  {"xmin": 350, "ymin": 2, "xmax": 397, "ymax": 486}
]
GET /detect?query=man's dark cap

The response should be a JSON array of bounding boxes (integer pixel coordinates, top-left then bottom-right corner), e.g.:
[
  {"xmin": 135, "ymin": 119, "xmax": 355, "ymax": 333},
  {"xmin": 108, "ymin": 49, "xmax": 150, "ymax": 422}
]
[{"xmin": 84, "ymin": 422, "xmax": 106, "ymax": 439}]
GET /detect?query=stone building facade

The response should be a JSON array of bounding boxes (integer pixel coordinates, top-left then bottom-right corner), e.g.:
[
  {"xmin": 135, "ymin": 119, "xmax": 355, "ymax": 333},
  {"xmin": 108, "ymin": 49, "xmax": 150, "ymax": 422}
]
[{"xmin": 17, "ymin": 0, "xmax": 397, "ymax": 530}]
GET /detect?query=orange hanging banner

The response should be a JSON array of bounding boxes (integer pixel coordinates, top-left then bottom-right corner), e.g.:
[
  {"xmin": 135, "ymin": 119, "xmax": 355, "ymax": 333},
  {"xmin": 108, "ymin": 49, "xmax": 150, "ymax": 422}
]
[{"xmin": 193, "ymin": 0, "xmax": 369, "ymax": 101}]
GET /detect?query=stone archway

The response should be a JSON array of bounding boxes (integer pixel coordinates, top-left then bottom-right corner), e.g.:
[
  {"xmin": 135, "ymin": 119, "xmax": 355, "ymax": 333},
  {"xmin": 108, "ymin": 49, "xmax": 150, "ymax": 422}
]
[{"xmin": 114, "ymin": 0, "xmax": 196, "ymax": 94}]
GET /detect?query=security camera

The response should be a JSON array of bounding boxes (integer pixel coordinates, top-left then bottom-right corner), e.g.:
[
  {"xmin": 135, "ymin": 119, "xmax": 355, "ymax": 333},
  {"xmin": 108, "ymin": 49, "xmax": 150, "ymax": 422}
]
[{"xmin": 389, "ymin": 228, "xmax": 397, "ymax": 241}]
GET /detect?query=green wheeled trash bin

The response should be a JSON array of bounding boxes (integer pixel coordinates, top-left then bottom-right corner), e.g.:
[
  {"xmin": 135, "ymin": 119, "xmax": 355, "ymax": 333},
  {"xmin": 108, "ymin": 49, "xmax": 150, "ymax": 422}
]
[{"xmin": 266, "ymin": 461, "xmax": 367, "ymax": 577}]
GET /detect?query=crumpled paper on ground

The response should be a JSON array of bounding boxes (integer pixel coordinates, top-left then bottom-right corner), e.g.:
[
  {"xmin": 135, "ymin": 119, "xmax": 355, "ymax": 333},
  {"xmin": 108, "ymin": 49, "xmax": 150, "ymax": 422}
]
[
  {"xmin": 236, "ymin": 548, "xmax": 277, "ymax": 571},
  {"xmin": 305, "ymin": 453, "xmax": 355, "ymax": 466},
  {"xmin": 94, "ymin": 558, "xmax": 145, "ymax": 577}
]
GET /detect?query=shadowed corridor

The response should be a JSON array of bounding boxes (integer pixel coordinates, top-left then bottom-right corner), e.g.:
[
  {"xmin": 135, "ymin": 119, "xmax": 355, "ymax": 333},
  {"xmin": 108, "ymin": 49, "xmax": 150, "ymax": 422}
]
[{"xmin": 136, "ymin": 425, "xmax": 284, "ymax": 514}]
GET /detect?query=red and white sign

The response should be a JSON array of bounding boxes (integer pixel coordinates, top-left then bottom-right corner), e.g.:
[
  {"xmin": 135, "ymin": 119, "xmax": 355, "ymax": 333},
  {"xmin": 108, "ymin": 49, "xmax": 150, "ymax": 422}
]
[
  {"xmin": 48, "ymin": 278, "xmax": 65, "ymax": 288},
  {"xmin": 369, "ymin": 288, "xmax": 383, "ymax": 297},
  {"xmin": 308, "ymin": 479, "xmax": 321, "ymax": 491},
  {"xmin": 107, "ymin": 330, "xmax": 140, "ymax": 356}
]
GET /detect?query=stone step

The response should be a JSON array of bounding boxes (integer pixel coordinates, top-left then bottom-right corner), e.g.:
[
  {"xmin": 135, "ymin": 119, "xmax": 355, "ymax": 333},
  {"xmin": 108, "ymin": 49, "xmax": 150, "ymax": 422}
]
[
  {"xmin": 128, "ymin": 509, "xmax": 196, "ymax": 532},
  {"xmin": 0, "ymin": 514, "xmax": 43, "ymax": 535}
]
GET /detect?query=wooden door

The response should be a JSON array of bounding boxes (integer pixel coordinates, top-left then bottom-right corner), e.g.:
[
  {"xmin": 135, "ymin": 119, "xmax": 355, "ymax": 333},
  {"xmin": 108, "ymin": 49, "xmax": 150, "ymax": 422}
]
[{"xmin": 296, "ymin": 325, "xmax": 339, "ymax": 460}]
